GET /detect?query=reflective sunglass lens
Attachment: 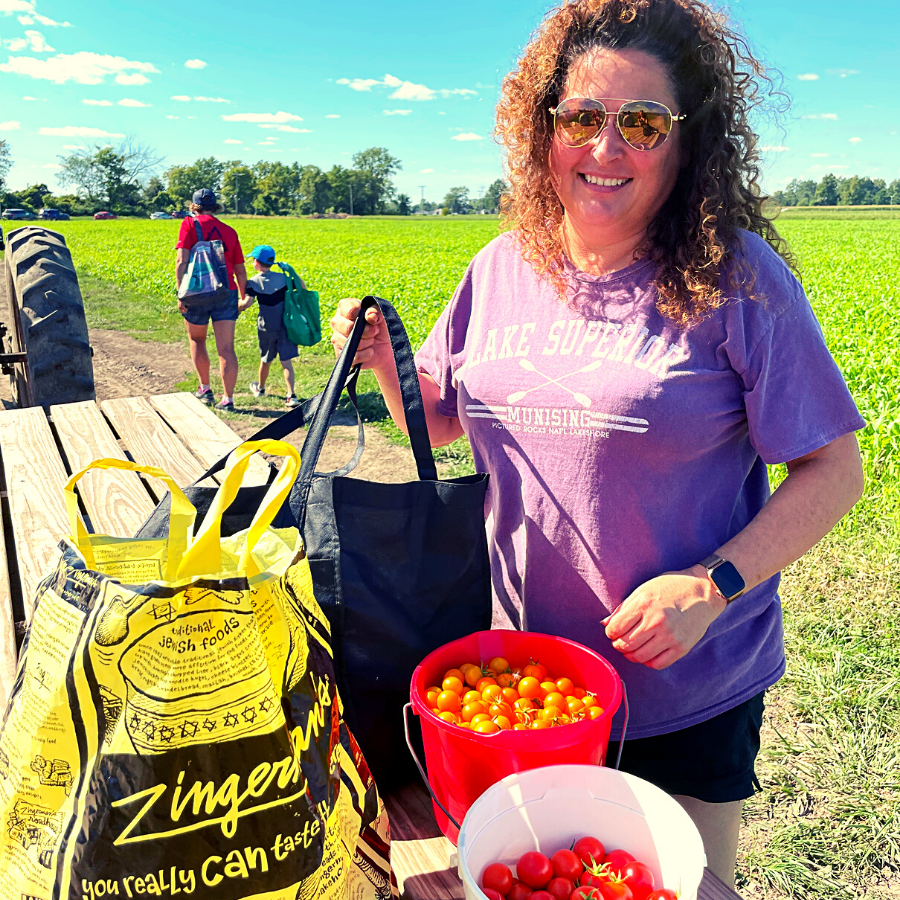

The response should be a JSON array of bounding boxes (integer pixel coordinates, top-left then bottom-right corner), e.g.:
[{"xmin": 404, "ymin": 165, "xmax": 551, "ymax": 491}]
[
  {"xmin": 617, "ymin": 102, "xmax": 673, "ymax": 150},
  {"xmin": 555, "ymin": 100, "xmax": 606, "ymax": 146}
]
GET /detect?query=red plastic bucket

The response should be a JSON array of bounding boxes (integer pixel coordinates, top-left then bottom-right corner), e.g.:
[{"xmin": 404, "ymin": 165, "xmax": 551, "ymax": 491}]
[{"xmin": 408, "ymin": 630, "xmax": 623, "ymax": 843}]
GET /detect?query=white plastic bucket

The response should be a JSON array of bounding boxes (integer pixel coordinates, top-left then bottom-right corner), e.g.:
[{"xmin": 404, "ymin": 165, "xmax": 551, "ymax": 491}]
[{"xmin": 457, "ymin": 764, "xmax": 706, "ymax": 900}]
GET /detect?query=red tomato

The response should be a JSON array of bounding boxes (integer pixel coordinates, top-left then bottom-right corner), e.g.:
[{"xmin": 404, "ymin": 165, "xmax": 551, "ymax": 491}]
[
  {"xmin": 507, "ymin": 882, "xmax": 534, "ymax": 900},
  {"xmin": 581, "ymin": 871, "xmax": 610, "ymax": 889},
  {"xmin": 482, "ymin": 891, "xmax": 504, "ymax": 900},
  {"xmin": 516, "ymin": 851, "xmax": 554, "ymax": 889},
  {"xmin": 573, "ymin": 836, "xmax": 606, "ymax": 868},
  {"xmin": 550, "ymin": 848, "xmax": 582, "ymax": 882},
  {"xmin": 529, "ymin": 893, "xmax": 555, "ymax": 900},
  {"xmin": 482, "ymin": 862, "xmax": 514, "ymax": 896},
  {"xmin": 647, "ymin": 891, "xmax": 678, "ymax": 900},
  {"xmin": 599, "ymin": 883, "xmax": 634, "ymax": 900},
  {"xmin": 546, "ymin": 875, "xmax": 576, "ymax": 900},
  {"xmin": 603, "ymin": 849, "xmax": 636, "ymax": 876},
  {"xmin": 571, "ymin": 888, "xmax": 602, "ymax": 900},
  {"xmin": 620, "ymin": 862, "xmax": 655, "ymax": 900}
]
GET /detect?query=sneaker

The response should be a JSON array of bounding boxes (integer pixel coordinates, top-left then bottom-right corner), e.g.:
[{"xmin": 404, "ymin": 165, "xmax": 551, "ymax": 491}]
[
  {"xmin": 194, "ymin": 387, "xmax": 214, "ymax": 404},
  {"xmin": 285, "ymin": 395, "xmax": 301, "ymax": 409},
  {"xmin": 250, "ymin": 381, "xmax": 265, "ymax": 398},
  {"xmin": 215, "ymin": 398, "xmax": 235, "ymax": 412}
]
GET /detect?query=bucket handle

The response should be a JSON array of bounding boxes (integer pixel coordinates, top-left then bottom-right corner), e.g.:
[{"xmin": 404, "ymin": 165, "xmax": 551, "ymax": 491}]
[
  {"xmin": 403, "ymin": 703, "xmax": 463, "ymax": 833},
  {"xmin": 613, "ymin": 680, "xmax": 629, "ymax": 770}
]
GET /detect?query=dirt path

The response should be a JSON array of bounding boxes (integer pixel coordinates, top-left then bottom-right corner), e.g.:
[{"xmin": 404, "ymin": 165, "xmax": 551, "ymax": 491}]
[{"xmin": 6, "ymin": 329, "xmax": 419, "ymax": 483}]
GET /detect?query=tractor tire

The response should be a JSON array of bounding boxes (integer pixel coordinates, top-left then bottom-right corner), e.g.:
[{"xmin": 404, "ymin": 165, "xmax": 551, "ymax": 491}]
[{"xmin": 6, "ymin": 225, "xmax": 95, "ymax": 406}]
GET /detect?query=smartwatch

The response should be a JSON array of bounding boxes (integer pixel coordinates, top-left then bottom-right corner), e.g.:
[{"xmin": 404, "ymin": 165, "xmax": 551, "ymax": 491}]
[{"xmin": 699, "ymin": 553, "xmax": 745, "ymax": 603}]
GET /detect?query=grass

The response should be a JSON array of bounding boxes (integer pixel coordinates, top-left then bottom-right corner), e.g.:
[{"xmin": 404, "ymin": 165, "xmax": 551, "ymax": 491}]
[{"xmin": 65, "ymin": 215, "xmax": 899, "ymax": 899}]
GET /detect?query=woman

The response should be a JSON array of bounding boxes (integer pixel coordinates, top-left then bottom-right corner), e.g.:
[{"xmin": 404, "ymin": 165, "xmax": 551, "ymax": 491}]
[
  {"xmin": 331, "ymin": 0, "xmax": 864, "ymax": 885},
  {"xmin": 175, "ymin": 188, "xmax": 247, "ymax": 411}
]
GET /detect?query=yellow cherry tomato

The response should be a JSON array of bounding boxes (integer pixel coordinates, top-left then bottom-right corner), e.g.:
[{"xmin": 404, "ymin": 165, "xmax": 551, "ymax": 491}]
[
  {"xmin": 438, "ymin": 711, "xmax": 459, "ymax": 724},
  {"xmin": 481, "ymin": 684, "xmax": 504, "ymax": 704},
  {"xmin": 573, "ymin": 687, "xmax": 587, "ymax": 699},
  {"xmin": 476, "ymin": 676, "xmax": 498, "ymax": 693},
  {"xmin": 566, "ymin": 696, "xmax": 585, "ymax": 714},
  {"xmin": 461, "ymin": 701, "xmax": 488, "ymax": 722},
  {"xmin": 587, "ymin": 705, "xmax": 605, "ymax": 720},
  {"xmin": 489, "ymin": 702, "xmax": 514, "ymax": 719},
  {"xmin": 582, "ymin": 695, "xmax": 599, "ymax": 709},
  {"xmin": 540, "ymin": 681, "xmax": 558, "ymax": 696},
  {"xmin": 514, "ymin": 697, "xmax": 535, "ymax": 712},
  {"xmin": 425, "ymin": 687, "xmax": 442, "ymax": 707},
  {"xmin": 473, "ymin": 719, "xmax": 500, "ymax": 734},
  {"xmin": 543, "ymin": 691, "xmax": 567, "ymax": 711},
  {"xmin": 471, "ymin": 713, "xmax": 491, "ymax": 724},
  {"xmin": 555, "ymin": 677, "xmax": 576, "ymax": 696},
  {"xmin": 513, "ymin": 723, "xmax": 529, "ymax": 731},
  {"xmin": 539, "ymin": 706, "xmax": 559, "ymax": 721},
  {"xmin": 531, "ymin": 717, "xmax": 552, "ymax": 729},
  {"xmin": 442, "ymin": 675, "xmax": 464, "ymax": 695},
  {"xmin": 493, "ymin": 715, "xmax": 512, "ymax": 730},
  {"xmin": 437, "ymin": 690, "xmax": 461, "ymax": 713},
  {"xmin": 463, "ymin": 690, "xmax": 482, "ymax": 705},
  {"xmin": 501, "ymin": 687, "xmax": 520, "ymax": 705},
  {"xmin": 518, "ymin": 677, "xmax": 543, "ymax": 700}
]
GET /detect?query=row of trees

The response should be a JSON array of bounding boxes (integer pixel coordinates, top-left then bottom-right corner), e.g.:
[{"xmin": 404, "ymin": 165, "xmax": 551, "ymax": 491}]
[
  {"xmin": 0, "ymin": 138, "xmax": 508, "ymax": 218},
  {"xmin": 773, "ymin": 174, "xmax": 900, "ymax": 207}
]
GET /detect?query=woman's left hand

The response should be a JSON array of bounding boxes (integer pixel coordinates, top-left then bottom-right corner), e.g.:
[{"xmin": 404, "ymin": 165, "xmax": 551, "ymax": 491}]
[{"xmin": 602, "ymin": 567, "xmax": 726, "ymax": 670}]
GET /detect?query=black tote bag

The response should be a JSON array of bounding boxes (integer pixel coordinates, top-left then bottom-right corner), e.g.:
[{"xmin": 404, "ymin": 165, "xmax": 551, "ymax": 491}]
[{"xmin": 136, "ymin": 295, "xmax": 492, "ymax": 787}]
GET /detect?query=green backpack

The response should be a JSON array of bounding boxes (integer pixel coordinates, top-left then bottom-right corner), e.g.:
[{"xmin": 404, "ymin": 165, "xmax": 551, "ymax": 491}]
[{"xmin": 274, "ymin": 261, "xmax": 321, "ymax": 346}]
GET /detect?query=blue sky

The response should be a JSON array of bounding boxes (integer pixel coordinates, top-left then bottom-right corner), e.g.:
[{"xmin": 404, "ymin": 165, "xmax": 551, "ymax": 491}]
[{"xmin": 1, "ymin": 0, "xmax": 898, "ymax": 202}]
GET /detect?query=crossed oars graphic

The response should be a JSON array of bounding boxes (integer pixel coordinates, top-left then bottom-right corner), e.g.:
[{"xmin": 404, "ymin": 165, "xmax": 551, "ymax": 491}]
[{"xmin": 506, "ymin": 358, "xmax": 605, "ymax": 408}]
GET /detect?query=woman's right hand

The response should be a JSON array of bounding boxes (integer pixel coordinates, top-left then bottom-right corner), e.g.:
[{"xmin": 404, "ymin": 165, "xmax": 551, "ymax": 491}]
[{"xmin": 330, "ymin": 298, "xmax": 393, "ymax": 372}]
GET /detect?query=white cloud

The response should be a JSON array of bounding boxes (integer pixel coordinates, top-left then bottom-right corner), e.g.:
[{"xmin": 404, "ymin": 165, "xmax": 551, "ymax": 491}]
[
  {"xmin": 1, "ymin": 0, "xmax": 35, "ymax": 13},
  {"xmin": 4, "ymin": 29, "xmax": 53, "ymax": 52},
  {"xmin": 184, "ymin": 59, "xmax": 206, "ymax": 69},
  {"xmin": 116, "ymin": 72, "xmax": 149, "ymax": 85},
  {"xmin": 451, "ymin": 132, "xmax": 483, "ymax": 141},
  {"xmin": 325, "ymin": 114, "xmax": 340, "ymax": 119},
  {"xmin": 258, "ymin": 141, "xmax": 275, "ymax": 145},
  {"xmin": 62, "ymin": 143, "xmax": 78, "ymax": 148},
  {"xmin": 0, "ymin": 120, "xmax": 22, "ymax": 131},
  {"xmin": 420, "ymin": 168, "xmax": 434, "ymax": 174},
  {"xmin": 6, "ymin": 4, "xmax": 72, "ymax": 26},
  {"xmin": 797, "ymin": 73, "xmax": 819, "ymax": 81},
  {"xmin": 223, "ymin": 138, "xmax": 242, "ymax": 144},
  {"xmin": 384, "ymin": 109, "xmax": 412, "ymax": 116},
  {"xmin": 39, "ymin": 125, "xmax": 124, "ymax": 137},
  {"xmin": 171, "ymin": 95, "xmax": 190, "ymax": 102},
  {"xmin": 802, "ymin": 113, "xmax": 839, "ymax": 120},
  {"xmin": 165, "ymin": 115, "xmax": 179, "ymax": 119},
  {"xmin": 849, "ymin": 137, "xmax": 862, "ymax": 143},
  {"xmin": 32, "ymin": 11, "xmax": 71, "ymax": 26},
  {"xmin": 22, "ymin": 94, "xmax": 38, "ymax": 99},
  {"xmin": 258, "ymin": 123, "xmax": 305, "ymax": 132},
  {"xmin": 337, "ymin": 72, "xmax": 476, "ymax": 102},
  {"xmin": 82, "ymin": 98, "xmax": 111, "ymax": 106},
  {"xmin": 41, "ymin": 162, "xmax": 60, "ymax": 169},
  {"xmin": 222, "ymin": 111, "xmax": 302, "ymax": 123},
  {"xmin": 118, "ymin": 98, "xmax": 150, "ymax": 107},
  {"xmin": 0, "ymin": 51, "xmax": 159, "ymax": 84},
  {"xmin": 828, "ymin": 69, "xmax": 859, "ymax": 78},
  {"xmin": 761, "ymin": 145, "xmax": 790, "ymax": 152},
  {"xmin": 194, "ymin": 96, "xmax": 229, "ymax": 103}
]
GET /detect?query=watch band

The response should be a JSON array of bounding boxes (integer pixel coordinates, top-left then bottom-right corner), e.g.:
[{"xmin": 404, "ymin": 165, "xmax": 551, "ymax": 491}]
[{"xmin": 699, "ymin": 553, "xmax": 745, "ymax": 603}]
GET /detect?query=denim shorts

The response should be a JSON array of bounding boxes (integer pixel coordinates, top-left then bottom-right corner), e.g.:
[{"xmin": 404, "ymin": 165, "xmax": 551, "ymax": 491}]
[
  {"xmin": 181, "ymin": 289, "xmax": 240, "ymax": 326},
  {"xmin": 258, "ymin": 327, "xmax": 299, "ymax": 364},
  {"xmin": 607, "ymin": 691, "xmax": 765, "ymax": 803}
]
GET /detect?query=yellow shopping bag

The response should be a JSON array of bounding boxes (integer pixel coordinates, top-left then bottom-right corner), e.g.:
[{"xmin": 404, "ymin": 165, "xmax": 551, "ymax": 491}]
[{"xmin": 0, "ymin": 440, "xmax": 396, "ymax": 900}]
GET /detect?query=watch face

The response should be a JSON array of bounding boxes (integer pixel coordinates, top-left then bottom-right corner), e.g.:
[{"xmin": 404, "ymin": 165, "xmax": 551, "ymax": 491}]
[{"xmin": 711, "ymin": 560, "xmax": 745, "ymax": 600}]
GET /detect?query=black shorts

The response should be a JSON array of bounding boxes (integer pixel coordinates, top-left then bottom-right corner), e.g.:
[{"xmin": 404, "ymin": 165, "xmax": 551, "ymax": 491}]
[{"xmin": 607, "ymin": 691, "xmax": 765, "ymax": 803}]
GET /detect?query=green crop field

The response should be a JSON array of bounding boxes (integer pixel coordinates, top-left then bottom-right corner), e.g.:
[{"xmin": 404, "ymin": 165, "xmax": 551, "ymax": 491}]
[{"xmin": 40, "ymin": 215, "xmax": 900, "ymax": 898}]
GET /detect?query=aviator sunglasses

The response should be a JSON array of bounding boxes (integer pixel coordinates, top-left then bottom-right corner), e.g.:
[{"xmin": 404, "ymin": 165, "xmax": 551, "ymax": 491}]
[{"xmin": 550, "ymin": 98, "xmax": 686, "ymax": 151}]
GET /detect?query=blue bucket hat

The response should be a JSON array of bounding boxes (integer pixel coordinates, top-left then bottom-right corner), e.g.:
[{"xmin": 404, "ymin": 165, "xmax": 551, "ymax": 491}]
[{"xmin": 249, "ymin": 244, "xmax": 276, "ymax": 265}]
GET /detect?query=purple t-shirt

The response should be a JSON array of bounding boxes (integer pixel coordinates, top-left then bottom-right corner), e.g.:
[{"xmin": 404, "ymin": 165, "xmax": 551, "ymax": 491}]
[{"xmin": 415, "ymin": 230, "xmax": 865, "ymax": 739}]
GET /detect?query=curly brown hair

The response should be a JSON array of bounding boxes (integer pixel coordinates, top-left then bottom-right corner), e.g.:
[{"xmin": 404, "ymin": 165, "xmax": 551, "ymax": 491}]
[{"xmin": 495, "ymin": 0, "xmax": 796, "ymax": 325}]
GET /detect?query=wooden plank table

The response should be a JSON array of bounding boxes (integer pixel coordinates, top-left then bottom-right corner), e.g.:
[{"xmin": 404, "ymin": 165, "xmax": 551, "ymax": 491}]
[{"xmin": 0, "ymin": 393, "xmax": 741, "ymax": 900}]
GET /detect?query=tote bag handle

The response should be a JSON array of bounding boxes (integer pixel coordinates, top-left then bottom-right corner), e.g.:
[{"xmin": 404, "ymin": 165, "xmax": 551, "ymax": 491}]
[
  {"xmin": 176, "ymin": 439, "xmax": 301, "ymax": 580},
  {"xmin": 64, "ymin": 459, "xmax": 197, "ymax": 581},
  {"xmin": 298, "ymin": 295, "xmax": 437, "ymax": 485}
]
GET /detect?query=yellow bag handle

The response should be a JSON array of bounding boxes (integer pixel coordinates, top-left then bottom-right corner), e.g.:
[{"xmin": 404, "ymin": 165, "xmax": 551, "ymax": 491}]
[
  {"xmin": 64, "ymin": 459, "xmax": 197, "ymax": 581},
  {"xmin": 175, "ymin": 439, "xmax": 301, "ymax": 581}
]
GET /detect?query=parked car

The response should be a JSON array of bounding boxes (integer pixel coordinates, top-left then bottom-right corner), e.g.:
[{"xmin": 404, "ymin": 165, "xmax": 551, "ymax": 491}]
[
  {"xmin": 149, "ymin": 211, "xmax": 173, "ymax": 219},
  {"xmin": 1, "ymin": 208, "xmax": 37, "ymax": 220},
  {"xmin": 93, "ymin": 211, "xmax": 118, "ymax": 220},
  {"xmin": 170, "ymin": 210, "xmax": 189, "ymax": 218},
  {"xmin": 38, "ymin": 208, "xmax": 70, "ymax": 220}
]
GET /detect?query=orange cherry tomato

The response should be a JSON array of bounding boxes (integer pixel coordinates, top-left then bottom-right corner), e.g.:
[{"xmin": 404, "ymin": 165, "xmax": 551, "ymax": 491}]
[
  {"xmin": 497, "ymin": 672, "xmax": 518, "ymax": 688},
  {"xmin": 461, "ymin": 701, "xmax": 487, "ymax": 722},
  {"xmin": 517, "ymin": 677, "xmax": 543, "ymax": 700},
  {"xmin": 438, "ymin": 711, "xmax": 458, "ymax": 724},
  {"xmin": 444, "ymin": 668, "xmax": 466, "ymax": 683},
  {"xmin": 425, "ymin": 687, "xmax": 442, "ymax": 707},
  {"xmin": 465, "ymin": 666, "xmax": 483, "ymax": 688},
  {"xmin": 540, "ymin": 680, "xmax": 558, "ymax": 696},
  {"xmin": 463, "ymin": 690, "xmax": 482, "ymax": 705},
  {"xmin": 573, "ymin": 687, "xmax": 587, "ymax": 699},
  {"xmin": 587, "ymin": 706, "xmax": 605, "ymax": 719},
  {"xmin": 481, "ymin": 684, "xmax": 504, "ymax": 703},
  {"xmin": 501, "ymin": 687, "xmax": 520, "ymax": 705},
  {"xmin": 473, "ymin": 719, "xmax": 500, "ymax": 734},
  {"xmin": 523, "ymin": 661, "xmax": 547, "ymax": 681},
  {"xmin": 437, "ymin": 690, "xmax": 461, "ymax": 712},
  {"xmin": 531, "ymin": 717, "xmax": 552, "ymax": 729},
  {"xmin": 471, "ymin": 713, "xmax": 491, "ymax": 724},
  {"xmin": 566, "ymin": 696, "xmax": 585, "ymax": 714},
  {"xmin": 543, "ymin": 691, "xmax": 567, "ymax": 711},
  {"xmin": 555, "ymin": 677, "xmax": 576, "ymax": 696},
  {"xmin": 514, "ymin": 697, "xmax": 535, "ymax": 712},
  {"xmin": 493, "ymin": 715, "xmax": 513, "ymax": 730},
  {"xmin": 489, "ymin": 702, "xmax": 514, "ymax": 719},
  {"xmin": 513, "ymin": 723, "xmax": 529, "ymax": 731},
  {"xmin": 539, "ymin": 706, "xmax": 559, "ymax": 721},
  {"xmin": 582, "ymin": 695, "xmax": 599, "ymax": 709},
  {"xmin": 488, "ymin": 656, "xmax": 509, "ymax": 673},
  {"xmin": 476, "ymin": 676, "xmax": 498, "ymax": 693},
  {"xmin": 442, "ymin": 676, "xmax": 464, "ymax": 694}
]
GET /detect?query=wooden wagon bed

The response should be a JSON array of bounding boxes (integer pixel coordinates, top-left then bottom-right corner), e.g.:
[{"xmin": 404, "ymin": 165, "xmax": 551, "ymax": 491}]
[{"xmin": 0, "ymin": 393, "xmax": 741, "ymax": 900}]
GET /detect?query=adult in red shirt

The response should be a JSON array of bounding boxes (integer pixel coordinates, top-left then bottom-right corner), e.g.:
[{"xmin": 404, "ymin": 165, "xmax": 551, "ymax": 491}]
[{"xmin": 175, "ymin": 188, "xmax": 247, "ymax": 410}]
